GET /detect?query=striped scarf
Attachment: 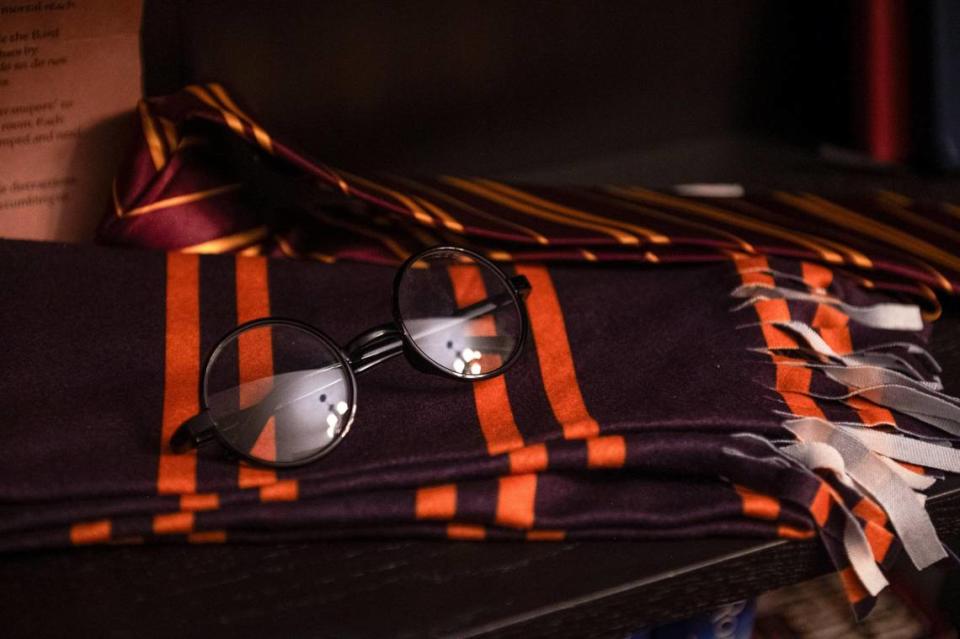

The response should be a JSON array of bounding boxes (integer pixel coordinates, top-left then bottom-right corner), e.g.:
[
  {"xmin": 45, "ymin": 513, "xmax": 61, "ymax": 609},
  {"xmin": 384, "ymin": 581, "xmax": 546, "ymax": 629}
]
[{"xmin": 2, "ymin": 84, "xmax": 959, "ymax": 619}]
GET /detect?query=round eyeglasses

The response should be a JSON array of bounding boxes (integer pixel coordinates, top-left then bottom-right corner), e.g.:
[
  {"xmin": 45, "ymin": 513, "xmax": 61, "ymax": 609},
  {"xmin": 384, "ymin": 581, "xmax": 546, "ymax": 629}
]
[{"xmin": 170, "ymin": 246, "xmax": 531, "ymax": 467}]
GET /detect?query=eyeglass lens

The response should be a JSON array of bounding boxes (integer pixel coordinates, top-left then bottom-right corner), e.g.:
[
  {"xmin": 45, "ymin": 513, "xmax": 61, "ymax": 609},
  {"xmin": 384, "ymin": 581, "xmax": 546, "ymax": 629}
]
[
  {"xmin": 397, "ymin": 249, "xmax": 523, "ymax": 378},
  {"xmin": 203, "ymin": 322, "xmax": 354, "ymax": 464}
]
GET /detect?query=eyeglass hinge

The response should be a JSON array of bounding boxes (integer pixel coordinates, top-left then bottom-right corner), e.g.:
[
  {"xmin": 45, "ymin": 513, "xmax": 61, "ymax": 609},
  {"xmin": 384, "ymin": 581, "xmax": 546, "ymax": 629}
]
[
  {"xmin": 510, "ymin": 274, "xmax": 532, "ymax": 299},
  {"xmin": 170, "ymin": 411, "xmax": 216, "ymax": 453}
]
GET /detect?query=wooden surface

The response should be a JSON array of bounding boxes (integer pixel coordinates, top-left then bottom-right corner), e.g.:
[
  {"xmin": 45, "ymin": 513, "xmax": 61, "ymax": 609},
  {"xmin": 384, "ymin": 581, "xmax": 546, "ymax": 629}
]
[{"xmin": 0, "ymin": 482, "xmax": 957, "ymax": 638}]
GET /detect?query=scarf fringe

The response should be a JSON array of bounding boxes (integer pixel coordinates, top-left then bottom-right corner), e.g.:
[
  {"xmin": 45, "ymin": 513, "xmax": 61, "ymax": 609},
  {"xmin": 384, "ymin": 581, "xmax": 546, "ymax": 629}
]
[{"xmin": 730, "ymin": 256, "xmax": 957, "ymax": 619}]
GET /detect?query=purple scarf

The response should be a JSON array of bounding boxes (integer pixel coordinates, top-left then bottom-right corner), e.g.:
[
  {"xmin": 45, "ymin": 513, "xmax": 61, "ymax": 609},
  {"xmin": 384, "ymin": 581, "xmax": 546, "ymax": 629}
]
[{"xmin": 3, "ymin": 84, "xmax": 959, "ymax": 619}]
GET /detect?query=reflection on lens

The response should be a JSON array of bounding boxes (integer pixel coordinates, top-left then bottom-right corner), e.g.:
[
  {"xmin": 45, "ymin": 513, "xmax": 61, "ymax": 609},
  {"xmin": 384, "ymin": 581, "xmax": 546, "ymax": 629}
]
[
  {"xmin": 203, "ymin": 321, "xmax": 355, "ymax": 464},
  {"xmin": 397, "ymin": 249, "xmax": 522, "ymax": 378}
]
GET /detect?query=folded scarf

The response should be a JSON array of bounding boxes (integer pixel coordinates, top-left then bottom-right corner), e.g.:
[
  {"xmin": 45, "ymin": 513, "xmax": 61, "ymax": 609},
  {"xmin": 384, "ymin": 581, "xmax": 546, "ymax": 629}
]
[{"xmin": 3, "ymin": 84, "xmax": 960, "ymax": 619}]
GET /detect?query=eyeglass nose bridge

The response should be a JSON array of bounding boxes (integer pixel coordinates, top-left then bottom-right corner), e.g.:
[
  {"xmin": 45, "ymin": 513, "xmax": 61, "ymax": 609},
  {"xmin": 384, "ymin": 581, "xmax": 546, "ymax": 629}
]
[
  {"xmin": 344, "ymin": 322, "xmax": 406, "ymax": 374},
  {"xmin": 344, "ymin": 321, "xmax": 459, "ymax": 378}
]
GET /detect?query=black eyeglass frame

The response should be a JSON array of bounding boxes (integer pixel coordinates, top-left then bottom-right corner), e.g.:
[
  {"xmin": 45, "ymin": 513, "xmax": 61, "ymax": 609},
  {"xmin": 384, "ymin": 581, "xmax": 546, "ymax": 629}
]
[{"xmin": 171, "ymin": 245, "xmax": 532, "ymax": 468}]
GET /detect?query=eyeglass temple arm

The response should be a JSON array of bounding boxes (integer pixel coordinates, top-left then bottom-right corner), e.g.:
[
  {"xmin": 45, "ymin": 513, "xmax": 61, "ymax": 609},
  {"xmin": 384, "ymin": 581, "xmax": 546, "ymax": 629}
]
[
  {"xmin": 170, "ymin": 411, "xmax": 216, "ymax": 453},
  {"xmin": 172, "ymin": 390, "xmax": 302, "ymax": 455}
]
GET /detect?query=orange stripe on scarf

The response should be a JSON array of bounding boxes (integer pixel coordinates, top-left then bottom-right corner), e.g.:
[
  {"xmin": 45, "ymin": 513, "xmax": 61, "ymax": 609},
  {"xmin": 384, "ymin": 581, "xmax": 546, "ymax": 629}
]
[
  {"xmin": 70, "ymin": 520, "xmax": 112, "ymax": 545},
  {"xmin": 777, "ymin": 524, "xmax": 815, "ymax": 540},
  {"xmin": 801, "ymin": 262, "xmax": 896, "ymax": 426},
  {"xmin": 448, "ymin": 264, "xmax": 524, "ymax": 455},
  {"xmin": 838, "ymin": 566, "xmax": 868, "ymax": 604},
  {"xmin": 447, "ymin": 523, "xmax": 486, "ymax": 540},
  {"xmin": 513, "ymin": 264, "xmax": 600, "ymax": 439},
  {"xmin": 189, "ymin": 530, "xmax": 227, "ymax": 544},
  {"xmin": 509, "ymin": 444, "xmax": 548, "ymax": 474},
  {"xmin": 260, "ymin": 479, "xmax": 299, "ymax": 502},
  {"xmin": 733, "ymin": 255, "xmax": 824, "ymax": 419},
  {"xmin": 235, "ymin": 256, "xmax": 277, "ymax": 488},
  {"xmin": 495, "ymin": 474, "xmax": 537, "ymax": 529},
  {"xmin": 180, "ymin": 493, "xmax": 219, "ymax": 511},
  {"xmin": 416, "ymin": 484, "xmax": 457, "ymax": 520},
  {"xmin": 734, "ymin": 485, "xmax": 781, "ymax": 520},
  {"xmin": 158, "ymin": 252, "xmax": 200, "ymax": 494},
  {"xmin": 153, "ymin": 511, "xmax": 195, "ymax": 535},
  {"xmin": 526, "ymin": 529, "xmax": 565, "ymax": 541},
  {"xmin": 586, "ymin": 435, "xmax": 626, "ymax": 469}
]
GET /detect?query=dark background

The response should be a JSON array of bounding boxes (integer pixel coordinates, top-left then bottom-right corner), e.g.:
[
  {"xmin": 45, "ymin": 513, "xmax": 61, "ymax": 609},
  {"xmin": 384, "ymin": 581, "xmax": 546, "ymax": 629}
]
[
  {"xmin": 142, "ymin": 1, "xmax": 851, "ymax": 178},
  {"xmin": 141, "ymin": 1, "xmax": 960, "ymax": 192}
]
